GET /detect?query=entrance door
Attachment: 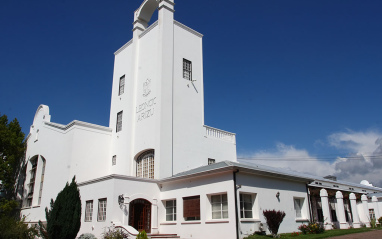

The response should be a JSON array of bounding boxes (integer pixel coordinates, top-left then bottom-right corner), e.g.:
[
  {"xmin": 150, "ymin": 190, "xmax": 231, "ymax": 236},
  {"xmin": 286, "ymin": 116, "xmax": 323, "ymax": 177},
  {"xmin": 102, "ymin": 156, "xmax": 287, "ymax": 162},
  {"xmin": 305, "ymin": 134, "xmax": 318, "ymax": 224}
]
[{"xmin": 129, "ymin": 199, "xmax": 151, "ymax": 233}]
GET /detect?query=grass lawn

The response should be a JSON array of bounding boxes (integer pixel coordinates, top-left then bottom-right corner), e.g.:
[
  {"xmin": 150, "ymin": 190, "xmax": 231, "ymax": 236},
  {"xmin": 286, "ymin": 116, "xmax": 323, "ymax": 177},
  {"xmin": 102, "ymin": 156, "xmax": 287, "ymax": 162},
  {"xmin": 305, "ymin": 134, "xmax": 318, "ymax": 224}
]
[{"xmin": 244, "ymin": 227, "xmax": 382, "ymax": 239}]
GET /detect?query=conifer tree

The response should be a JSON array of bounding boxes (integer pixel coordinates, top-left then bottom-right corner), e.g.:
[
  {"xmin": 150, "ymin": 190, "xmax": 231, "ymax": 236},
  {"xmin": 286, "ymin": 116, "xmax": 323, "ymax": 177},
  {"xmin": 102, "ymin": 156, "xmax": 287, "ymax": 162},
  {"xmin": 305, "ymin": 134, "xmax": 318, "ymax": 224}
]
[{"xmin": 45, "ymin": 176, "xmax": 81, "ymax": 239}]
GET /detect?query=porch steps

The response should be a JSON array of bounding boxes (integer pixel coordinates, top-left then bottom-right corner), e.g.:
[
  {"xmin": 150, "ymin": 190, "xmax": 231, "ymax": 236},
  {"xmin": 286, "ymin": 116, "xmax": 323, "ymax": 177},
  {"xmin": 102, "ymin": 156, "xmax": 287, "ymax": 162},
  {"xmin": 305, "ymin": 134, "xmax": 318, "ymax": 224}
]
[{"xmin": 148, "ymin": 234, "xmax": 180, "ymax": 238}]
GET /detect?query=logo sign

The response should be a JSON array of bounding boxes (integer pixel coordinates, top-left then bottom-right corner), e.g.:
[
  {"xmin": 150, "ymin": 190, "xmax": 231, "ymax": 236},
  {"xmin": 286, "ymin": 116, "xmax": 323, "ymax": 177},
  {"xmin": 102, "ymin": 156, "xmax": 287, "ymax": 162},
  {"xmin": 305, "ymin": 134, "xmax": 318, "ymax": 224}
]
[{"xmin": 143, "ymin": 79, "xmax": 151, "ymax": 97}]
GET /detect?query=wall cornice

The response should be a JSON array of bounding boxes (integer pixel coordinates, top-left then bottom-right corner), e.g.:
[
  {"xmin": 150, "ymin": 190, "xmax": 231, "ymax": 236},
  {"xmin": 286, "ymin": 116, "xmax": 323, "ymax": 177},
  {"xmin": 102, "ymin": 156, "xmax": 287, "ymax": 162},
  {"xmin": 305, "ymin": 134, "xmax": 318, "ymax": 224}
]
[
  {"xmin": 174, "ymin": 20, "xmax": 203, "ymax": 38},
  {"xmin": 139, "ymin": 20, "xmax": 158, "ymax": 39},
  {"xmin": 114, "ymin": 39, "xmax": 133, "ymax": 55},
  {"xmin": 44, "ymin": 120, "xmax": 112, "ymax": 133},
  {"xmin": 78, "ymin": 174, "xmax": 158, "ymax": 187}
]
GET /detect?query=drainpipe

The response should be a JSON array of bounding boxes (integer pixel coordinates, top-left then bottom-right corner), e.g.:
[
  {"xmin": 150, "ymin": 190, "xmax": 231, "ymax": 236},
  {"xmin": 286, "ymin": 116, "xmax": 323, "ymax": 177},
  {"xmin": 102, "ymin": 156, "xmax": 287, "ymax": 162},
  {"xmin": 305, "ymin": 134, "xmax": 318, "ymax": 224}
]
[{"xmin": 233, "ymin": 169, "xmax": 240, "ymax": 239}]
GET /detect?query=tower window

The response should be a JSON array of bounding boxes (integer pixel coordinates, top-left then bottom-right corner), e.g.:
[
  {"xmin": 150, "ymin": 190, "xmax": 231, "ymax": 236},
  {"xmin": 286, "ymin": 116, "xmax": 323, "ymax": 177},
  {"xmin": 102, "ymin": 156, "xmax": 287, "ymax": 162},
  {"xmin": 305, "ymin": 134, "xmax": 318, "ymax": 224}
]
[
  {"xmin": 183, "ymin": 59, "xmax": 192, "ymax": 81},
  {"xmin": 112, "ymin": 155, "xmax": 116, "ymax": 166},
  {"xmin": 119, "ymin": 75, "xmax": 125, "ymax": 96},
  {"xmin": 116, "ymin": 111, "xmax": 123, "ymax": 132},
  {"xmin": 208, "ymin": 158, "xmax": 215, "ymax": 165},
  {"xmin": 136, "ymin": 150, "xmax": 154, "ymax": 179}
]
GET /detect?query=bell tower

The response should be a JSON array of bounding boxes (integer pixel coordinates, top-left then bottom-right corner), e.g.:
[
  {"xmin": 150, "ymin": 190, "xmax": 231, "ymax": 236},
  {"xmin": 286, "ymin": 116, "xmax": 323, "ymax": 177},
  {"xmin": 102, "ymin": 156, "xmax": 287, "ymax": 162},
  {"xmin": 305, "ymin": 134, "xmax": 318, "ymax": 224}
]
[{"xmin": 108, "ymin": 0, "xmax": 236, "ymax": 179}]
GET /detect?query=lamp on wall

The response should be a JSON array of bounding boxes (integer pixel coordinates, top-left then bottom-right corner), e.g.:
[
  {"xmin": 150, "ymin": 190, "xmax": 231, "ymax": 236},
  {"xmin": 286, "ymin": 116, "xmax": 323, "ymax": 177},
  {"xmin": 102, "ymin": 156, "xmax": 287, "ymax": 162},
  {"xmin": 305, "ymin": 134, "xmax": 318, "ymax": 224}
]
[
  {"xmin": 118, "ymin": 194, "xmax": 124, "ymax": 205},
  {"xmin": 276, "ymin": 191, "xmax": 280, "ymax": 198}
]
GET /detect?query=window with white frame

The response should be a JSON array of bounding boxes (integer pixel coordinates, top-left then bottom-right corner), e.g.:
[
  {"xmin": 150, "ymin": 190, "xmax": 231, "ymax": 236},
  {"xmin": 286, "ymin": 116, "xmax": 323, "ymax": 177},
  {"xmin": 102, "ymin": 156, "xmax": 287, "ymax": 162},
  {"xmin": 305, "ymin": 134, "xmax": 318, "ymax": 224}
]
[
  {"xmin": 294, "ymin": 198, "xmax": 304, "ymax": 218},
  {"xmin": 208, "ymin": 158, "xmax": 215, "ymax": 165},
  {"xmin": 116, "ymin": 111, "xmax": 123, "ymax": 132},
  {"xmin": 97, "ymin": 198, "xmax": 107, "ymax": 221},
  {"xmin": 136, "ymin": 150, "xmax": 154, "ymax": 179},
  {"xmin": 119, "ymin": 75, "xmax": 125, "ymax": 96},
  {"xmin": 240, "ymin": 193, "xmax": 253, "ymax": 218},
  {"xmin": 183, "ymin": 59, "xmax": 192, "ymax": 81},
  {"xmin": 85, "ymin": 200, "xmax": 93, "ymax": 222},
  {"xmin": 165, "ymin": 200, "xmax": 176, "ymax": 221},
  {"xmin": 211, "ymin": 194, "xmax": 228, "ymax": 219}
]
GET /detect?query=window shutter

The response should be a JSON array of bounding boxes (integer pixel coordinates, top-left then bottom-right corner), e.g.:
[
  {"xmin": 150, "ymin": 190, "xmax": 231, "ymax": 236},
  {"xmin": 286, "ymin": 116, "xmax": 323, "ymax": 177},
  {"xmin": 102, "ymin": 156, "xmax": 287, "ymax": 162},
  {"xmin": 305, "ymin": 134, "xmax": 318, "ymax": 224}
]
[{"xmin": 183, "ymin": 196, "xmax": 200, "ymax": 218}]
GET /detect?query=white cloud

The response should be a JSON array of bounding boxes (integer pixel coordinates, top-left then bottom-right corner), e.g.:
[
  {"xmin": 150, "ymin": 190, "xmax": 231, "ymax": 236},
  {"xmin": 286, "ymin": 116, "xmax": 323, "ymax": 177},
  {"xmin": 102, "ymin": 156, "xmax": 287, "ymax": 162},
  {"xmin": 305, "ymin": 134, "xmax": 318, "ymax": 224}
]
[
  {"xmin": 239, "ymin": 142, "xmax": 335, "ymax": 178},
  {"xmin": 239, "ymin": 130, "xmax": 382, "ymax": 187}
]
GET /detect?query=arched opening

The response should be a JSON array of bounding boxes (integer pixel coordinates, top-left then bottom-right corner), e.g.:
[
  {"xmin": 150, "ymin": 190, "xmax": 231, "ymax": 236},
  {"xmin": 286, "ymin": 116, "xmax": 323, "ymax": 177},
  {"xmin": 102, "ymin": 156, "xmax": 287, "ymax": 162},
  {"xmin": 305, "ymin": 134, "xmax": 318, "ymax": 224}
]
[
  {"xmin": 26, "ymin": 155, "xmax": 38, "ymax": 207},
  {"xmin": 136, "ymin": 149, "xmax": 155, "ymax": 179},
  {"xmin": 135, "ymin": 0, "xmax": 159, "ymax": 27},
  {"xmin": 38, "ymin": 156, "xmax": 46, "ymax": 205},
  {"xmin": 129, "ymin": 199, "xmax": 151, "ymax": 233}
]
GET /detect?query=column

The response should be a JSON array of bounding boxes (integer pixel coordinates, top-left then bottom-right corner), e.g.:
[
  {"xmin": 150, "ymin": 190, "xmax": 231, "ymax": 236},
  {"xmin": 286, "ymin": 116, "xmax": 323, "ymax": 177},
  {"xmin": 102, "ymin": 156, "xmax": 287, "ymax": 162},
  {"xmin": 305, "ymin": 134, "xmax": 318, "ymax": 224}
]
[
  {"xmin": 151, "ymin": 199, "xmax": 159, "ymax": 234},
  {"xmin": 361, "ymin": 195, "xmax": 370, "ymax": 227},
  {"xmin": 335, "ymin": 191, "xmax": 348, "ymax": 229},
  {"xmin": 320, "ymin": 189, "xmax": 333, "ymax": 229},
  {"xmin": 123, "ymin": 195, "xmax": 130, "ymax": 226},
  {"xmin": 372, "ymin": 196, "xmax": 381, "ymax": 224},
  {"xmin": 349, "ymin": 193, "xmax": 360, "ymax": 228}
]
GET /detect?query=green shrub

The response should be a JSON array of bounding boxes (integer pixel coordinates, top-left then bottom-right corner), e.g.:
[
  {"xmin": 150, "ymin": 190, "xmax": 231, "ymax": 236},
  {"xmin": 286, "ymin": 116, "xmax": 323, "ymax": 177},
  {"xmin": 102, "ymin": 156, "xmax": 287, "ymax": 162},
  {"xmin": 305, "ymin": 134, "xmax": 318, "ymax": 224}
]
[
  {"xmin": 378, "ymin": 217, "xmax": 382, "ymax": 225},
  {"xmin": 102, "ymin": 226, "xmax": 128, "ymax": 239},
  {"xmin": 78, "ymin": 233, "xmax": 97, "ymax": 239},
  {"xmin": 371, "ymin": 218, "xmax": 377, "ymax": 228},
  {"xmin": 0, "ymin": 215, "xmax": 38, "ymax": 239},
  {"xmin": 137, "ymin": 230, "xmax": 148, "ymax": 239},
  {"xmin": 298, "ymin": 221, "xmax": 325, "ymax": 234},
  {"xmin": 263, "ymin": 209, "xmax": 286, "ymax": 237},
  {"xmin": 45, "ymin": 177, "xmax": 81, "ymax": 239}
]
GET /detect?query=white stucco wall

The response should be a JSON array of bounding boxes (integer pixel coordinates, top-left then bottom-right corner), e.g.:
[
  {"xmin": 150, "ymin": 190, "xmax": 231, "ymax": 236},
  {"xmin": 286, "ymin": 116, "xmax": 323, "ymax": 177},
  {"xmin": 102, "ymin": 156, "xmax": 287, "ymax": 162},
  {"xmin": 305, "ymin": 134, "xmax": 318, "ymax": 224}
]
[
  {"xmin": 237, "ymin": 172, "xmax": 310, "ymax": 237},
  {"xmin": 159, "ymin": 171, "xmax": 237, "ymax": 239}
]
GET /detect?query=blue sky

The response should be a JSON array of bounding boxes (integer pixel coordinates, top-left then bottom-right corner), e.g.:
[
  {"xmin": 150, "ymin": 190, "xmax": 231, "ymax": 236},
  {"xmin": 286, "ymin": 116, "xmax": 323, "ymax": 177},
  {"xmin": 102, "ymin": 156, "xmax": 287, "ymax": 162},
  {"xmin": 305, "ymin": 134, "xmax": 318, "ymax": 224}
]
[{"xmin": 1, "ymin": 0, "xmax": 382, "ymax": 185}]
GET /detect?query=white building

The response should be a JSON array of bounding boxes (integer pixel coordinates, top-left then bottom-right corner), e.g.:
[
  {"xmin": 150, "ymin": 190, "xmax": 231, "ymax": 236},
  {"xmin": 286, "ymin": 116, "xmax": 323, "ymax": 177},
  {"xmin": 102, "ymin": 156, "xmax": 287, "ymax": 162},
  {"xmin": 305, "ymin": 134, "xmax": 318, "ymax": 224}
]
[{"xmin": 19, "ymin": 1, "xmax": 382, "ymax": 238}]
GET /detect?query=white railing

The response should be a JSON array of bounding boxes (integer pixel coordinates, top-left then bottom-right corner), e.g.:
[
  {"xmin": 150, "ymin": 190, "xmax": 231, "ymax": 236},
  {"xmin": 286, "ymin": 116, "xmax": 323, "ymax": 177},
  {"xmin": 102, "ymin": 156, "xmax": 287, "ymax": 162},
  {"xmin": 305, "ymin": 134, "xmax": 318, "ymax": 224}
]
[{"xmin": 204, "ymin": 125, "xmax": 236, "ymax": 144}]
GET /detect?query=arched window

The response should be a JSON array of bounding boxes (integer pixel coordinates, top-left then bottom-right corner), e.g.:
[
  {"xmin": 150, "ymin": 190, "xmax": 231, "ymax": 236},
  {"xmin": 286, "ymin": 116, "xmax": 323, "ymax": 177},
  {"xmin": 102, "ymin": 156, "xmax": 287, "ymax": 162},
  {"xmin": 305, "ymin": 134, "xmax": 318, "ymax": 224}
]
[
  {"xmin": 38, "ymin": 157, "xmax": 46, "ymax": 205},
  {"xmin": 26, "ymin": 156, "xmax": 38, "ymax": 207},
  {"xmin": 136, "ymin": 150, "xmax": 154, "ymax": 179}
]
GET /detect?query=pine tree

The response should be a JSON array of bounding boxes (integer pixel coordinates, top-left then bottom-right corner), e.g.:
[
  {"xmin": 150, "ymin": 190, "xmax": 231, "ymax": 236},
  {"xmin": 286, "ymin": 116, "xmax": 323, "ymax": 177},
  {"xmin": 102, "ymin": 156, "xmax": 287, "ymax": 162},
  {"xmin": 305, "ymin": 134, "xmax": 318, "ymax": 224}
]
[{"xmin": 45, "ymin": 177, "xmax": 81, "ymax": 239}]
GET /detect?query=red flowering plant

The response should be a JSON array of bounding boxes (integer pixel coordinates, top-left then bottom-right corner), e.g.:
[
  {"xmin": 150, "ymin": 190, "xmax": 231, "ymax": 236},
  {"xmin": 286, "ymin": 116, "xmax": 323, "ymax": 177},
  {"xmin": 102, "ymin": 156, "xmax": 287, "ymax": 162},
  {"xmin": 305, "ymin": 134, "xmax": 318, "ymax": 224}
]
[{"xmin": 298, "ymin": 221, "xmax": 325, "ymax": 234}]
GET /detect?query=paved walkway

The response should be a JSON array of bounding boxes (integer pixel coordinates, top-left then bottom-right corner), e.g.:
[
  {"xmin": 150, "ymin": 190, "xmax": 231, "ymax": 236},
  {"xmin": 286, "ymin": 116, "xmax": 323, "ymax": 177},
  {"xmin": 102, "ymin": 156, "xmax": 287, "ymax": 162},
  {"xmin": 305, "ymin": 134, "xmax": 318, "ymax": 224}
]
[{"xmin": 328, "ymin": 230, "xmax": 382, "ymax": 238}]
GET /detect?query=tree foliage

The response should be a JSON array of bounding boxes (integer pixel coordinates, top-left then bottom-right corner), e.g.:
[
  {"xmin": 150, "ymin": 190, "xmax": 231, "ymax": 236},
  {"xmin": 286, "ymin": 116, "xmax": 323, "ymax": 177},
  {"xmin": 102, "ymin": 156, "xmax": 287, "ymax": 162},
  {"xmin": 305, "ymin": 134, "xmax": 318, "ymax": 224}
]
[
  {"xmin": 45, "ymin": 176, "xmax": 81, "ymax": 239},
  {"xmin": 0, "ymin": 113, "xmax": 25, "ymax": 215},
  {"xmin": 263, "ymin": 209, "xmax": 286, "ymax": 237}
]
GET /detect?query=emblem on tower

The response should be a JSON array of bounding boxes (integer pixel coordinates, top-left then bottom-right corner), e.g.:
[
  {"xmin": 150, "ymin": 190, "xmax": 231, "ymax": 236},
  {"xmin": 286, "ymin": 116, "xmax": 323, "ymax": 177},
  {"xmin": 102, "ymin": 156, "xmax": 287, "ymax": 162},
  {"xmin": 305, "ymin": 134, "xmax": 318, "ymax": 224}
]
[{"xmin": 143, "ymin": 79, "xmax": 151, "ymax": 97}]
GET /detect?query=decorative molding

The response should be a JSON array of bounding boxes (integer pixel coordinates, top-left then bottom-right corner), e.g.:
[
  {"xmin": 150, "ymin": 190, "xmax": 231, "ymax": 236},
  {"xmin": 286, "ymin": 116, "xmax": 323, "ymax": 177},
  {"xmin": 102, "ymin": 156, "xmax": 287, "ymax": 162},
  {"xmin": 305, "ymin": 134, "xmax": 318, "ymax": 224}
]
[
  {"xmin": 45, "ymin": 120, "xmax": 112, "ymax": 133},
  {"xmin": 205, "ymin": 220, "xmax": 229, "ymax": 224},
  {"xmin": 174, "ymin": 20, "xmax": 203, "ymax": 38},
  {"xmin": 160, "ymin": 222, "xmax": 177, "ymax": 225},
  {"xmin": 158, "ymin": 4, "xmax": 174, "ymax": 13},
  {"xmin": 139, "ymin": 20, "xmax": 158, "ymax": 39},
  {"xmin": 181, "ymin": 221, "xmax": 201, "ymax": 225},
  {"xmin": 159, "ymin": 0, "xmax": 175, "ymax": 6},
  {"xmin": 239, "ymin": 218, "xmax": 261, "ymax": 222},
  {"xmin": 78, "ymin": 174, "xmax": 158, "ymax": 187},
  {"xmin": 114, "ymin": 40, "xmax": 133, "ymax": 55}
]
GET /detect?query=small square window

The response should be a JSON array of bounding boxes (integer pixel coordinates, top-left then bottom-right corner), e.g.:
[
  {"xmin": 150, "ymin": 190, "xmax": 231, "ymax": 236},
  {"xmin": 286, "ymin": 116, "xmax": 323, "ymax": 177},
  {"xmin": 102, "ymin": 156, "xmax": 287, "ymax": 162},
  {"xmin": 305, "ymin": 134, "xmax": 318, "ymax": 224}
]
[
  {"xmin": 165, "ymin": 200, "xmax": 177, "ymax": 221},
  {"xmin": 208, "ymin": 158, "xmax": 215, "ymax": 165},
  {"xmin": 119, "ymin": 75, "xmax": 125, "ymax": 96},
  {"xmin": 85, "ymin": 200, "xmax": 93, "ymax": 222},
  {"xmin": 97, "ymin": 198, "xmax": 107, "ymax": 221},
  {"xmin": 112, "ymin": 155, "xmax": 116, "ymax": 166},
  {"xmin": 116, "ymin": 111, "xmax": 123, "ymax": 132},
  {"xmin": 183, "ymin": 59, "xmax": 192, "ymax": 81}
]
